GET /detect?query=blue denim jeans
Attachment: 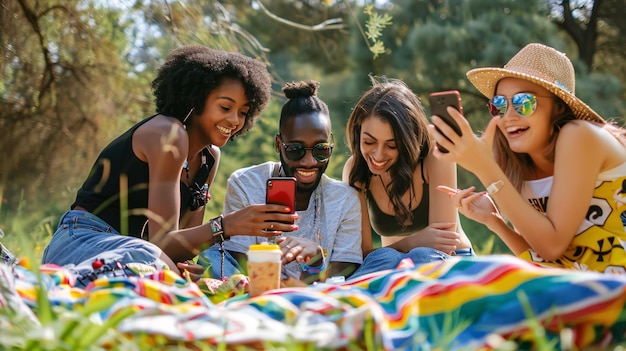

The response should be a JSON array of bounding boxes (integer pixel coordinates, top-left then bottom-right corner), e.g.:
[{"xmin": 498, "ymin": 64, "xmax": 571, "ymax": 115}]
[
  {"xmin": 199, "ymin": 244, "xmax": 246, "ymax": 279},
  {"xmin": 349, "ymin": 246, "xmax": 475, "ymax": 279},
  {"xmin": 42, "ymin": 210, "xmax": 165, "ymax": 286}
]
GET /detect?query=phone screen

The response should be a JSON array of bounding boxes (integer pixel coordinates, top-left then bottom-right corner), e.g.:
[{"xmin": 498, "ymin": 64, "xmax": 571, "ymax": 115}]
[{"xmin": 266, "ymin": 177, "xmax": 296, "ymax": 214}]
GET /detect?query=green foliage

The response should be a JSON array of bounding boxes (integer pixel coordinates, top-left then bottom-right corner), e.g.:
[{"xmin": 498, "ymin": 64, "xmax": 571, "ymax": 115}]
[
  {"xmin": 363, "ymin": 5, "xmax": 393, "ymax": 58},
  {"xmin": 2, "ymin": 0, "xmax": 626, "ymax": 348}
]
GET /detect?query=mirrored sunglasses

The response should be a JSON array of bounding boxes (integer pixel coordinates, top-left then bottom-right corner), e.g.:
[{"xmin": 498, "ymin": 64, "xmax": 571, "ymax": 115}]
[
  {"xmin": 488, "ymin": 93, "xmax": 546, "ymax": 118},
  {"xmin": 280, "ymin": 136, "xmax": 334, "ymax": 162}
]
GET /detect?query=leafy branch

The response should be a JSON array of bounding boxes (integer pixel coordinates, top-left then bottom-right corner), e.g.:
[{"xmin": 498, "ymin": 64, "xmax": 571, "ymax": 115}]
[{"xmin": 346, "ymin": 3, "xmax": 393, "ymax": 59}]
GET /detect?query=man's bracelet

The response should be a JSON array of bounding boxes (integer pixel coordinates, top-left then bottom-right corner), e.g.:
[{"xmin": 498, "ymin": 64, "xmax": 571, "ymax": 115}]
[
  {"xmin": 300, "ymin": 259, "xmax": 326, "ymax": 274},
  {"xmin": 300, "ymin": 247, "xmax": 326, "ymax": 274},
  {"xmin": 209, "ymin": 215, "xmax": 229, "ymax": 244}
]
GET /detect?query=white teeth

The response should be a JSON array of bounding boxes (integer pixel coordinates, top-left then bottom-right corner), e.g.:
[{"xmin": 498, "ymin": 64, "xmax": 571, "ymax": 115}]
[
  {"xmin": 298, "ymin": 170, "xmax": 316, "ymax": 177},
  {"xmin": 217, "ymin": 125, "xmax": 232, "ymax": 134},
  {"xmin": 506, "ymin": 126, "xmax": 526, "ymax": 133},
  {"xmin": 371, "ymin": 158, "xmax": 387, "ymax": 168}
]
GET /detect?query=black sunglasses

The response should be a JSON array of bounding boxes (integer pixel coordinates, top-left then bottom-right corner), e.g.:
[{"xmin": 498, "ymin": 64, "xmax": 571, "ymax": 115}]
[{"xmin": 279, "ymin": 134, "xmax": 334, "ymax": 162}]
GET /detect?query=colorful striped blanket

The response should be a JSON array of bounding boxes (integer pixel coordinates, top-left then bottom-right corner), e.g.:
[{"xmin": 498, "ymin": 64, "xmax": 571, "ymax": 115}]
[{"xmin": 2, "ymin": 254, "xmax": 626, "ymax": 349}]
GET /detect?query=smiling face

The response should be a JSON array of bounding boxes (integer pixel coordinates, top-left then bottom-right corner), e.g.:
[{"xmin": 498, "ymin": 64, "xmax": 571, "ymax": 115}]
[
  {"xmin": 495, "ymin": 78, "xmax": 556, "ymax": 156},
  {"xmin": 194, "ymin": 78, "xmax": 250, "ymax": 147},
  {"xmin": 359, "ymin": 116, "xmax": 398, "ymax": 175},
  {"xmin": 276, "ymin": 112, "xmax": 332, "ymax": 193}
]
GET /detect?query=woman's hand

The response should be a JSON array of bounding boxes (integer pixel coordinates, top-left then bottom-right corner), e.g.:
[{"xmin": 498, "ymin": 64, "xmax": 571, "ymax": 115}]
[
  {"xmin": 222, "ymin": 204, "xmax": 299, "ymax": 238},
  {"xmin": 176, "ymin": 260, "xmax": 205, "ymax": 282},
  {"xmin": 437, "ymin": 185, "xmax": 503, "ymax": 228},
  {"xmin": 277, "ymin": 236, "xmax": 321, "ymax": 265},
  {"xmin": 396, "ymin": 223, "xmax": 460, "ymax": 255},
  {"xmin": 430, "ymin": 107, "xmax": 500, "ymax": 176}
]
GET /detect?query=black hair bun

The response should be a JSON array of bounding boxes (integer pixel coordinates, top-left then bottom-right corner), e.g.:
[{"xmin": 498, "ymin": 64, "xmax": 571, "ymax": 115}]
[{"xmin": 282, "ymin": 80, "xmax": 320, "ymax": 99}]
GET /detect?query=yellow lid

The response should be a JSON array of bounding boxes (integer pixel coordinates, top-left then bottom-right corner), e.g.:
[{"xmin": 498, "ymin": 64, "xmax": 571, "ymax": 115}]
[{"xmin": 249, "ymin": 243, "xmax": 280, "ymax": 251}]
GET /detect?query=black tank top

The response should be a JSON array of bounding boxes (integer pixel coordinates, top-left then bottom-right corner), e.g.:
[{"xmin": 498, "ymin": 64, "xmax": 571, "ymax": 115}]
[
  {"xmin": 72, "ymin": 115, "xmax": 214, "ymax": 239},
  {"xmin": 365, "ymin": 162, "xmax": 429, "ymax": 237}
]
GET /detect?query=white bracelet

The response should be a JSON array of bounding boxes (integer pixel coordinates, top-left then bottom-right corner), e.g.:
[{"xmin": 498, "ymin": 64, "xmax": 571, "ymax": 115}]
[{"xmin": 486, "ymin": 180, "xmax": 504, "ymax": 195}]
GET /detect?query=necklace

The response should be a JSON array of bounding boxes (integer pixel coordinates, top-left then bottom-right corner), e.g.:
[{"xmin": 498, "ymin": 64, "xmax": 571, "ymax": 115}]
[
  {"xmin": 183, "ymin": 148, "xmax": 210, "ymax": 211},
  {"xmin": 311, "ymin": 186, "xmax": 323, "ymax": 245}
]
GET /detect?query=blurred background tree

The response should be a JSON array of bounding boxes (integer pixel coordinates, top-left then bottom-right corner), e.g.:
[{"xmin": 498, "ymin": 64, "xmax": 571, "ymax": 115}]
[{"xmin": 1, "ymin": 0, "xmax": 624, "ymax": 255}]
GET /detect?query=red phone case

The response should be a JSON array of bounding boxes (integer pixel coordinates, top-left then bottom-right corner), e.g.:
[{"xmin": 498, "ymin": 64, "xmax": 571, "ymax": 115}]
[{"xmin": 266, "ymin": 177, "xmax": 296, "ymax": 214}]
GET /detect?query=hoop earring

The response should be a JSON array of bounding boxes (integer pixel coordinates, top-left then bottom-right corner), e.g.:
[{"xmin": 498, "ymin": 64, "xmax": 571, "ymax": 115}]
[{"xmin": 182, "ymin": 107, "xmax": 195, "ymax": 128}]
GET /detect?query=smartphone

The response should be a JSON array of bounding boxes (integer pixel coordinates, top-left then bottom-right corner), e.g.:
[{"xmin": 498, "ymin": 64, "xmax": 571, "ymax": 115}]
[
  {"xmin": 429, "ymin": 90, "xmax": 463, "ymax": 153},
  {"xmin": 266, "ymin": 177, "xmax": 296, "ymax": 214}
]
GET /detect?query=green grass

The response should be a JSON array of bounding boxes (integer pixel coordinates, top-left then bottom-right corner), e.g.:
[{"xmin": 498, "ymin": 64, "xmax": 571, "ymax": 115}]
[{"xmin": 2, "ymin": 207, "xmax": 626, "ymax": 350}]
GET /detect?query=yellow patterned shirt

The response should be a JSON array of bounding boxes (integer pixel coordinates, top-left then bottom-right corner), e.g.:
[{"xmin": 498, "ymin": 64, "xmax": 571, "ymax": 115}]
[{"xmin": 519, "ymin": 162, "xmax": 626, "ymax": 274}]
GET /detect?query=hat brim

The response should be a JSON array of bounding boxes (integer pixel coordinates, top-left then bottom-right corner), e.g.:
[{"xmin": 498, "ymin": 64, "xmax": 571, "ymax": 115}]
[{"xmin": 467, "ymin": 67, "xmax": 605, "ymax": 124}]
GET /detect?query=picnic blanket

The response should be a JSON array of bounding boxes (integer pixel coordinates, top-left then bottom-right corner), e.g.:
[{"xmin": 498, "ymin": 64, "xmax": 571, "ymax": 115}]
[{"xmin": 2, "ymin": 254, "xmax": 626, "ymax": 350}]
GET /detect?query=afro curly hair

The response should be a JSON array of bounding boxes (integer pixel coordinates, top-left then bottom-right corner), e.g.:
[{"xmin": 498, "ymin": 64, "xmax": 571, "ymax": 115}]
[{"xmin": 151, "ymin": 45, "xmax": 272, "ymax": 138}]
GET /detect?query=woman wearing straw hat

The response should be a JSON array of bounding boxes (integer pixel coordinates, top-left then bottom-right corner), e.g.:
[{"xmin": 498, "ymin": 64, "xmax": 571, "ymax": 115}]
[{"xmin": 432, "ymin": 43, "xmax": 626, "ymax": 273}]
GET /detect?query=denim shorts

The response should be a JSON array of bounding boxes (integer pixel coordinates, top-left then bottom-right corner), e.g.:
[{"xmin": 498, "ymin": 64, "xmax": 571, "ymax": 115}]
[
  {"xmin": 350, "ymin": 246, "xmax": 475, "ymax": 279},
  {"xmin": 451, "ymin": 248, "xmax": 475, "ymax": 256},
  {"xmin": 42, "ymin": 210, "xmax": 165, "ymax": 285}
]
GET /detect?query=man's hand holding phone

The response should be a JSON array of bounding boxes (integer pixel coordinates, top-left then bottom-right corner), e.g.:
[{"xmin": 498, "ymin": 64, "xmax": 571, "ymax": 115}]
[{"xmin": 264, "ymin": 177, "xmax": 297, "ymax": 241}]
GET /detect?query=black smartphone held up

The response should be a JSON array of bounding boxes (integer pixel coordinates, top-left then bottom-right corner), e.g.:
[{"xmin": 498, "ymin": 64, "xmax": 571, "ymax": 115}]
[
  {"xmin": 429, "ymin": 90, "xmax": 463, "ymax": 153},
  {"xmin": 266, "ymin": 177, "xmax": 296, "ymax": 214}
]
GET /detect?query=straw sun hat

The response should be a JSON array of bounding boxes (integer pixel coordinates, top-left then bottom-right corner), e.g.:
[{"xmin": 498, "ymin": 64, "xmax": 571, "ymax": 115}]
[{"xmin": 466, "ymin": 43, "xmax": 604, "ymax": 124}]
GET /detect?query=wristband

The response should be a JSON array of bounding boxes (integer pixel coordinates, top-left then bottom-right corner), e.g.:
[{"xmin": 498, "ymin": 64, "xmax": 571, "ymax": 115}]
[
  {"xmin": 209, "ymin": 215, "xmax": 228, "ymax": 244},
  {"xmin": 300, "ymin": 260, "xmax": 326, "ymax": 274},
  {"xmin": 486, "ymin": 180, "xmax": 504, "ymax": 195},
  {"xmin": 300, "ymin": 248, "xmax": 326, "ymax": 274}
]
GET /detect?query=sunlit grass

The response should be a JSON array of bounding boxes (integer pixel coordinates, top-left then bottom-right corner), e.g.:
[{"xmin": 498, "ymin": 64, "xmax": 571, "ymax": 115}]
[{"xmin": 2, "ymin": 207, "xmax": 626, "ymax": 350}]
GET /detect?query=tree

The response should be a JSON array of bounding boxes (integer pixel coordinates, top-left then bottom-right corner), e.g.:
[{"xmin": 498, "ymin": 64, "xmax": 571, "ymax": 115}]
[
  {"xmin": 550, "ymin": 0, "xmax": 626, "ymax": 71},
  {"xmin": 0, "ymin": 0, "xmax": 145, "ymax": 215},
  {"xmin": 550, "ymin": 0, "xmax": 626, "ymax": 120}
]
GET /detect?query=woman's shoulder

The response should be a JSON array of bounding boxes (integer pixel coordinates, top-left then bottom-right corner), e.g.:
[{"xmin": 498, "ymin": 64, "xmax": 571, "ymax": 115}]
[
  {"xmin": 136, "ymin": 115, "xmax": 187, "ymax": 145},
  {"xmin": 422, "ymin": 151, "xmax": 455, "ymax": 183},
  {"xmin": 133, "ymin": 115, "xmax": 188, "ymax": 162},
  {"xmin": 560, "ymin": 119, "xmax": 610, "ymax": 135},
  {"xmin": 559, "ymin": 120, "xmax": 624, "ymax": 148},
  {"xmin": 558, "ymin": 120, "xmax": 626, "ymax": 169}
]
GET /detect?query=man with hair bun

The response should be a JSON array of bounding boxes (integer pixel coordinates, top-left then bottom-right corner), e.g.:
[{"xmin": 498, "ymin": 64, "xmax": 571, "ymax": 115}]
[{"xmin": 202, "ymin": 80, "xmax": 363, "ymax": 284}]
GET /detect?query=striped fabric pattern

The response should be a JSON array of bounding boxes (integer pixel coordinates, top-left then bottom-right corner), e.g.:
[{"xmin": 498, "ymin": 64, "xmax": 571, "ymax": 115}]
[{"xmin": 4, "ymin": 254, "xmax": 626, "ymax": 349}]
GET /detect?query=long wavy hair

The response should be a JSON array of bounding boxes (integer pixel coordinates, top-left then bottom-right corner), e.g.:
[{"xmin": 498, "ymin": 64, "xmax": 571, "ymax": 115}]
[{"xmin": 345, "ymin": 77, "xmax": 432, "ymax": 225}]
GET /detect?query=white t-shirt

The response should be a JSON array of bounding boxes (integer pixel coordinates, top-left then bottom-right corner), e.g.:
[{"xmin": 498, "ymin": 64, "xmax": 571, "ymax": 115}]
[{"xmin": 221, "ymin": 161, "xmax": 363, "ymax": 279}]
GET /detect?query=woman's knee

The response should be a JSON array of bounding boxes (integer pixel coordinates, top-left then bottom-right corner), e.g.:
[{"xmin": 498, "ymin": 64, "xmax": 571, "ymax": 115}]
[{"xmin": 406, "ymin": 247, "xmax": 448, "ymax": 263}]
